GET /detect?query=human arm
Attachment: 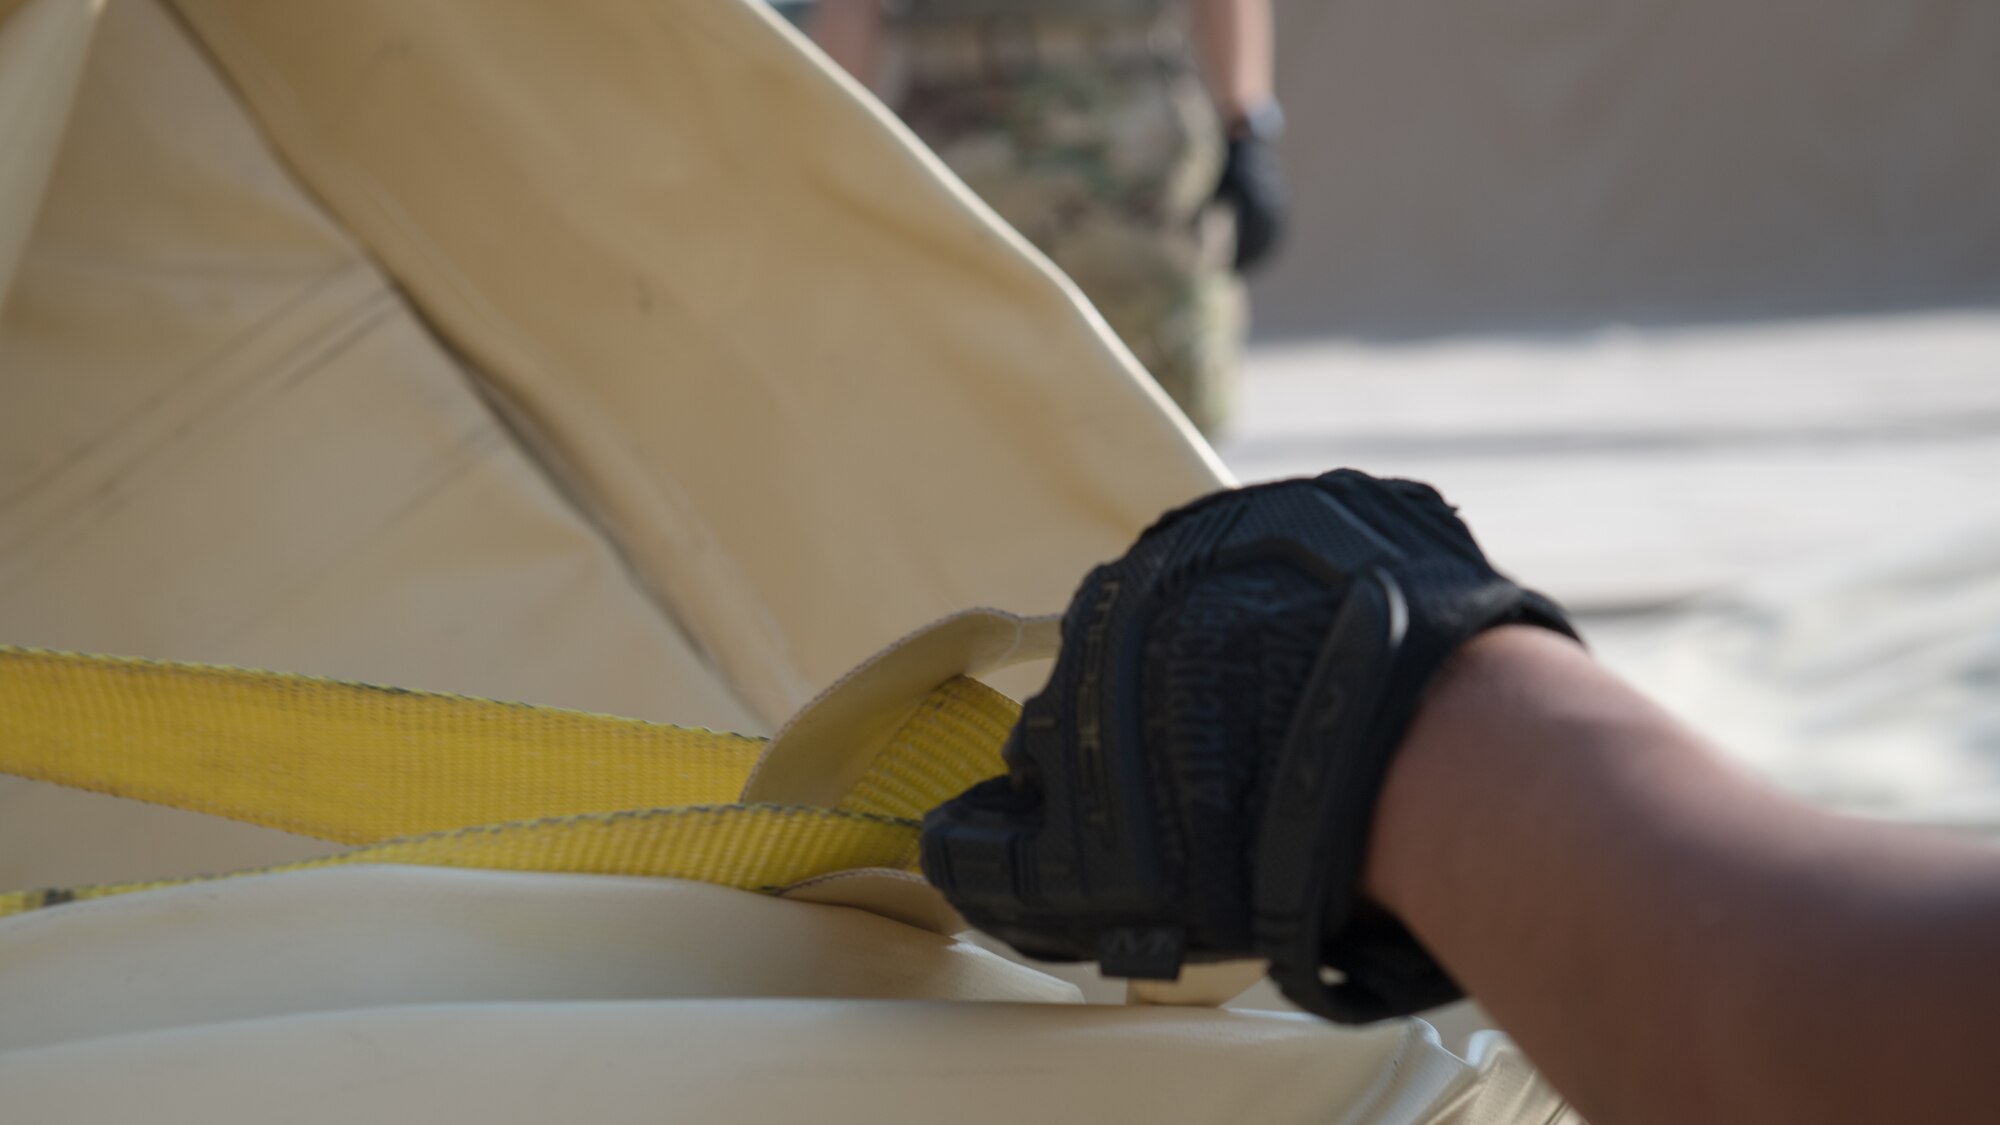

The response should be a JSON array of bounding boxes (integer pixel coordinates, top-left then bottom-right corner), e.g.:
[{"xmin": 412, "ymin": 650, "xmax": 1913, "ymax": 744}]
[
  {"xmin": 807, "ymin": 0, "xmax": 881, "ymax": 83},
  {"xmin": 1369, "ymin": 624, "xmax": 2000, "ymax": 1125},
  {"xmin": 1190, "ymin": 0, "xmax": 1274, "ymax": 122},
  {"xmin": 1188, "ymin": 0, "xmax": 1286, "ymax": 270},
  {"xmin": 922, "ymin": 471, "xmax": 2000, "ymax": 1125}
]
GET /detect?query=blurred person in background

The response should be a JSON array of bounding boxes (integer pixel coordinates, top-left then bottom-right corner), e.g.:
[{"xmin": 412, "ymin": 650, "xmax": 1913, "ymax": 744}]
[{"xmin": 810, "ymin": 0, "xmax": 1289, "ymax": 438}]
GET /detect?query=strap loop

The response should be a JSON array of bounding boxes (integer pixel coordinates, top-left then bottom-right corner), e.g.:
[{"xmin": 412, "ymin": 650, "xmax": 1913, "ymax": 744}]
[{"xmin": 0, "ymin": 627, "xmax": 1031, "ymax": 921}]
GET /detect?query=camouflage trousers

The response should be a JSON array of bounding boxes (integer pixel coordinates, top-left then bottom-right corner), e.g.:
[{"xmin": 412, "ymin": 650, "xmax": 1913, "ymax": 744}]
[{"xmin": 898, "ymin": 58, "xmax": 1243, "ymax": 436}]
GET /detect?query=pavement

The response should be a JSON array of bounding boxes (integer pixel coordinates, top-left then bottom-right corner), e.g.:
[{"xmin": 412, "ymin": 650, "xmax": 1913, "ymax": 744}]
[{"xmin": 1219, "ymin": 310, "xmax": 2000, "ymax": 615}]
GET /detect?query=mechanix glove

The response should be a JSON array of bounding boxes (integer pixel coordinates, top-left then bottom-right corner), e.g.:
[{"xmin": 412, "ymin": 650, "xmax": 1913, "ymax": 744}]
[
  {"xmin": 922, "ymin": 470, "xmax": 1579, "ymax": 1023},
  {"xmin": 1214, "ymin": 134, "xmax": 1288, "ymax": 273}
]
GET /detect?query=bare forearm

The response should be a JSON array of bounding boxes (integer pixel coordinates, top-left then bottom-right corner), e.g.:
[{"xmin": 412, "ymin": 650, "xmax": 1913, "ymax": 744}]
[
  {"xmin": 1190, "ymin": 0, "xmax": 1273, "ymax": 118},
  {"xmin": 807, "ymin": 0, "xmax": 880, "ymax": 82},
  {"xmin": 1367, "ymin": 627, "xmax": 2000, "ymax": 1125}
]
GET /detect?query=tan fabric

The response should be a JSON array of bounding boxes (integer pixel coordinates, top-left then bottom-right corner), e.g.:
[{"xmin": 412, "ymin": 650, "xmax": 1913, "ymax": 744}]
[
  {"xmin": 745, "ymin": 607, "xmax": 1059, "ymax": 807},
  {"xmin": 0, "ymin": 867, "xmax": 1082, "ymax": 1053},
  {"xmin": 174, "ymin": 0, "xmax": 1229, "ymax": 727},
  {"xmin": 0, "ymin": 1003, "xmax": 1568, "ymax": 1125},
  {"xmin": 0, "ymin": 0, "xmax": 1232, "ymax": 888},
  {"xmin": 0, "ymin": 892, "xmax": 1568, "ymax": 1125},
  {"xmin": 0, "ymin": 0, "xmax": 783, "ymax": 723},
  {"xmin": 0, "ymin": 0, "xmax": 98, "ymax": 310},
  {"xmin": 0, "ymin": 0, "xmax": 762, "ymax": 887}
]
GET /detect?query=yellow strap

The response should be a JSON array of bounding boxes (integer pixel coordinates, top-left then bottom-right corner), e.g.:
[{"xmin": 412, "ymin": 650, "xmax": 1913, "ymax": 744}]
[
  {"xmin": 0, "ymin": 647, "xmax": 763, "ymax": 843},
  {"xmin": 0, "ymin": 805, "xmax": 924, "ymax": 917},
  {"xmin": 0, "ymin": 646, "xmax": 1017, "ymax": 918}
]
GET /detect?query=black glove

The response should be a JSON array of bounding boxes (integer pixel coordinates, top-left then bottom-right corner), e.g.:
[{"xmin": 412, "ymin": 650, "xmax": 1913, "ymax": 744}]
[
  {"xmin": 1213, "ymin": 134, "xmax": 1288, "ymax": 273},
  {"xmin": 922, "ymin": 471, "xmax": 1578, "ymax": 1023}
]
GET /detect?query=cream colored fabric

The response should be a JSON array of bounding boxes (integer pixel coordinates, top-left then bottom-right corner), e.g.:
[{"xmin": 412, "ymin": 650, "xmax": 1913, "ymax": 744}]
[
  {"xmin": 747, "ymin": 607, "xmax": 1059, "ymax": 806},
  {"xmin": 780, "ymin": 866, "xmax": 968, "ymax": 933},
  {"xmin": 0, "ymin": 0, "xmax": 1228, "ymax": 890},
  {"xmin": 0, "ymin": 0, "xmax": 98, "ymax": 310},
  {"xmin": 172, "ymin": 0, "xmax": 1229, "ymax": 728},
  {"xmin": 0, "ymin": 1005, "xmax": 1569, "ymax": 1125},
  {"xmin": 0, "ymin": 0, "xmax": 762, "ymax": 722},
  {"xmin": 0, "ymin": 980, "xmax": 1566, "ymax": 1125},
  {"xmin": 0, "ymin": 0, "xmax": 761, "ymax": 888},
  {"xmin": 0, "ymin": 867, "xmax": 1081, "ymax": 1053}
]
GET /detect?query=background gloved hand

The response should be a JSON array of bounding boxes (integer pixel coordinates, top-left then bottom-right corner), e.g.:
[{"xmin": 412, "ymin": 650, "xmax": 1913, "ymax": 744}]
[
  {"xmin": 1213, "ymin": 134, "xmax": 1288, "ymax": 273},
  {"xmin": 922, "ymin": 470, "xmax": 1578, "ymax": 1023}
]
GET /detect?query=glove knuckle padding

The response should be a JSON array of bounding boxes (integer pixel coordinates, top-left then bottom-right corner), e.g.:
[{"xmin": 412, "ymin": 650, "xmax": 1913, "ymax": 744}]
[{"xmin": 923, "ymin": 472, "xmax": 1577, "ymax": 1022}]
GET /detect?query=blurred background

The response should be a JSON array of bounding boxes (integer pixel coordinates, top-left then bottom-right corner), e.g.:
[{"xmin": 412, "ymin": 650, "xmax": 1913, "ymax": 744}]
[{"xmin": 780, "ymin": 0, "xmax": 2000, "ymax": 837}]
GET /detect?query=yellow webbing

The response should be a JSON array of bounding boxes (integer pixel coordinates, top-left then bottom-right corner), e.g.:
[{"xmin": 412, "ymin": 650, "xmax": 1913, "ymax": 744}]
[{"xmin": 0, "ymin": 647, "xmax": 1017, "ymax": 918}]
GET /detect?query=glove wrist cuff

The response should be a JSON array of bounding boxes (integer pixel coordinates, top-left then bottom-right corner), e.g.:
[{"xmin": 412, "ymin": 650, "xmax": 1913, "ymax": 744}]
[
  {"xmin": 1251, "ymin": 569, "xmax": 1578, "ymax": 1023},
  {"xmin": 1225, "ymin": 98, "xmax": 1285, "ymax": 141}
]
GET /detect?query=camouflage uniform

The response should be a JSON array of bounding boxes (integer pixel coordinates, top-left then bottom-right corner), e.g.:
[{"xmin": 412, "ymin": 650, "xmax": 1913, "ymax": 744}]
[{"xmin": 891, "ymin": 0, "xmax": 1242, "ymax": 436}]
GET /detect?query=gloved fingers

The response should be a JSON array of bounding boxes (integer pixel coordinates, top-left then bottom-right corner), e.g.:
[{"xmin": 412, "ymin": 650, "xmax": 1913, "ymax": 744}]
[
  {"xmin": 1315, "ymin": 471, "xmax": 1484, "ymax": 564},
  {"xmin": 1379, "ymin": 477, "xmax": 1449, "ymax": 509},
  {"xmin": 1317, "ymin": 469, "xmax": 1452, "ymax": 523},
  {"xmin": 920, "ymin": 773, "xmax": 1043, "ymax": 912},
  {"xmin": 1216, "ymin": 137, "xmax": 1288, "ymax": 273},
  {"xmin": 1379, "ymin": 478, "xmax": 1487, "ymax": 558},
  {"xmin": 1231, "ymin": 195, "xmax": 1284, "ymax": 272},
  {"xmin": 924, "ymin": 471, "xmax": 1571, "ymax": 1020}
]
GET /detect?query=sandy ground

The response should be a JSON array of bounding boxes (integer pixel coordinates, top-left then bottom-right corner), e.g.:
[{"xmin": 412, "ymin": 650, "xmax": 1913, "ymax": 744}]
[{"xmin": 1221, "ymin": 310, "xmax": 2000, "ymax": 613}]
